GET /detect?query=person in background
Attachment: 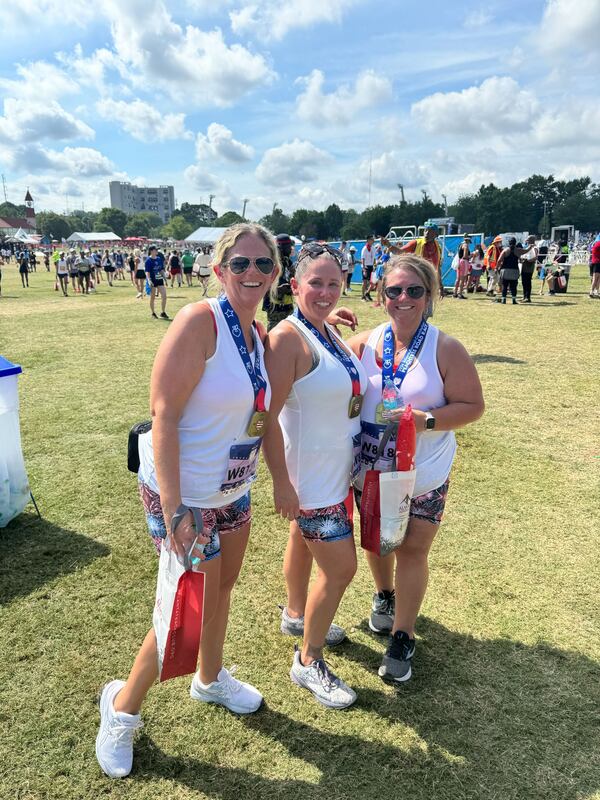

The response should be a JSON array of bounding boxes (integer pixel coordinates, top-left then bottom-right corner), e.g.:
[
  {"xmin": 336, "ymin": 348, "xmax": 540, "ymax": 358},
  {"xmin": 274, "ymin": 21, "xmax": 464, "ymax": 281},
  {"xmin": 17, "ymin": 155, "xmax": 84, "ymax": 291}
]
[
  {"xmin": 195, "ymin": 248, "xmax": 212, "ymax": 296},
  {"xmin": 92, "ymin": 250, "xmax": 102, "ymax": 284},
  {"xmin": 29, "ymin": 251, "xmax": 37, "ymax": 272},
  {"xmin": 347, "ymin": 246, "xmax": 356, "ymax": 292},
  {"xmin": 102, "ymin": 249, "xmax": 115, "ymax": 287},
  {"xmin": 77, "ymin": 249, "xmax": 92, "ymax": 294},
  {"xmin": 263, "ymin": 233, "xmax": 296, "ymax": 331},
  {"xmin": 382, "ymin": 224, "xmax": 444, "ymax": 297},
  {"xmin": 127, "ymin": 250, "xmax": 136, "ymax": 286},
  {"xmin": 496, "ymin": 238, "xmax": 526, "ymax": 304},
  {"xmin": 181, "ymin": 248, "xmax": 195, "ymax": 287},
  {"xmin": 145, "ymin": 245, "xmax": 169, "ymax": 319},
  {"xmin": 453, "ymin": 235, "xmax": 471, "ymax": 299},
  {"xmin": 468, "ymin": 244, "xmax": 485, "ymax": 292},
  {"xmin": 68, "ymin": 249, "xmax": 80, "ymax": 294},
  {"xmin": 133, "ymin": 248, "xmax": 146, "ymax": 298},
  {"xmin": 56, "ymin": 251, "xmax": 69, "ymax": 296},
  {"xmin": 519, "ymin": 235, "xmax": 538, "ymax": 303},
  {"xmin": 19, "ymin": 250, "xmax": 30, "ymax": 288},
  {"xmin": 348, "ymin": 253, "xmax": 484, "ymax": 683},
  {"xmin": 44, "ymin": 251, "xmax": 50, "ymax": 271},
  {"xmin": 168, "ymin": 250, "xmax": 182, "ymax": 288},
  {"xmin": 339, "ymin": 241, "xmax": 349, "ymax": 295},
  {"xmin": 114, "ymin": 250, "xmax": 125, "ymax": 280},
  {"xmin": 485, "ymin": 236, "xmax": 503, "ymax": 296},
  {"xmin": 589, "ymin": 234, "xmax": 600, "ymax": 298},
  {"xmin": 361, "ymin": 234, "xmax": 376, "ymax": 302}
]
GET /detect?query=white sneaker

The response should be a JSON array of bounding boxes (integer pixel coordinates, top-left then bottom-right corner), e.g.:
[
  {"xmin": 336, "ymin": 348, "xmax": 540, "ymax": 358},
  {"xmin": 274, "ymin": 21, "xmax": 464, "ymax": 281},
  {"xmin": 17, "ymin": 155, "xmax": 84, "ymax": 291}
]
[
  {"xmin": 95, "ymin": 680, "xmax": 143, "ymax": 779},
  {"xmin": 290, "ymin": 647, "xmax": 356, "ymax": 709},
  {"xmin": 279, "ymin": 605, "xmax": 346, "ymax": 647},
  {"xmin": 190, "ymin": 666, "xmax": 262, "ymax": 714}
]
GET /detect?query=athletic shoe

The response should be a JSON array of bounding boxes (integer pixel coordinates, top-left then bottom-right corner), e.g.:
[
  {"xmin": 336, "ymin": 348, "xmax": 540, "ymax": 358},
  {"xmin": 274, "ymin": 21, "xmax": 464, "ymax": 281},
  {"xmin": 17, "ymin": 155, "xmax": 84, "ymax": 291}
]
[
  {"xmin": 279, "ymin": 605, "xmax": 346, "ymax": 647},
  {"xmin": 378, "ymin": 630, "xmax": 415, "ymax": 684},
  {"xmin": 151, "ymin": 312, "xmax": 158, "ymax": 318},
  {"xmin": 95, "ymin": 679, "xmax": 143, "ymax": 779},
  {"xmin": 190, "ymin": 666, "xmax": 262, "ymax": 714},
  {"xmin": 160, "ymin": 312, "xmax": 170, "ymax": 319},
  {"xmin": 290, "ymin": 647, "xmax": 356, "ymax": 709},
  {"xmin": 369, "ymin": 590, "xmax": 395, "ymax": 635}
]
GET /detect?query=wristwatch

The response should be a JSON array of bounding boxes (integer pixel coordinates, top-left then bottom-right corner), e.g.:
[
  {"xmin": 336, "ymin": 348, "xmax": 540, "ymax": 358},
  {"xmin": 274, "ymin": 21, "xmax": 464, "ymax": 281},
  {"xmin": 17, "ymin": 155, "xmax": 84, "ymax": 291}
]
[{"xmin": 424, "ymin": 412, "xmax": 436, "ymax": 430}]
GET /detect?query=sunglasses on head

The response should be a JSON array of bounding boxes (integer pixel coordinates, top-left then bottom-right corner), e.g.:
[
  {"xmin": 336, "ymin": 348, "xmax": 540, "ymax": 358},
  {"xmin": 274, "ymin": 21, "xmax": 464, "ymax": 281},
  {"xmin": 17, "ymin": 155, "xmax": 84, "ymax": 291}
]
[
  {"xmin": 224, "ymin": 256, "xmax": 276, "ymax": 275},
  {"xmin": 384, "ymin": 284, "xmax": 427, "ymax": 300},
  {"xmin": 297, "ymin": 242, "xmax": 343, "ymax": 265}
]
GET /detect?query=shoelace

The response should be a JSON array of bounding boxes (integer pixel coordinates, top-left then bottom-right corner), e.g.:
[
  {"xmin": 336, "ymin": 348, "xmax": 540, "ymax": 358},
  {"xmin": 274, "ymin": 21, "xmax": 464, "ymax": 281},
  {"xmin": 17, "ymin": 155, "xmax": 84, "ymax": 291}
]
[
  {"xmin": 378, "ymin": 592, "xmax": 395, "ymax": 616},
  {"xmin": 312, "ymin": 659, "xmax": 341, "ymax": 693},
  {"xmin": 109, "ymin": 718, "xmax": 143, "ymax": 749},
  {"xmin": 220, "ymin": 666, "xmax": 242, "ymax": 696},
  {"xmin": 389, "ymin": 634, "xmax": 413, "ymax": 661}
]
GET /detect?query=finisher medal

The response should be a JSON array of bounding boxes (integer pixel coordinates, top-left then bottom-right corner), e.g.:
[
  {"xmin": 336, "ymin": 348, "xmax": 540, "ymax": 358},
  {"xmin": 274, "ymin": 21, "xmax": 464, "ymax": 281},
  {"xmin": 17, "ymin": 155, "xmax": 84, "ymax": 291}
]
[
  {"xmin": 348, "ymin": 394, "xmax": 363, "ymax": 419},
  {"xmin": 247, "ymin": 410, "xmax": 268, "ymax": 438}
]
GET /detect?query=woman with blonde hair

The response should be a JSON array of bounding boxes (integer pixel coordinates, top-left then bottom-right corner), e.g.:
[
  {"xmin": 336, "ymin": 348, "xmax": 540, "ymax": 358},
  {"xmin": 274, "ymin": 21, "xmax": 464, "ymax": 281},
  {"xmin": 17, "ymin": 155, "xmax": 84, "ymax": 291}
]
[
  {"xmin": 348, "ymin": 254, "xmax": 484, "ymax": 683},
  {"xmin": 133, "ymin": 248, "xmax": 146, "ymax": 298}
]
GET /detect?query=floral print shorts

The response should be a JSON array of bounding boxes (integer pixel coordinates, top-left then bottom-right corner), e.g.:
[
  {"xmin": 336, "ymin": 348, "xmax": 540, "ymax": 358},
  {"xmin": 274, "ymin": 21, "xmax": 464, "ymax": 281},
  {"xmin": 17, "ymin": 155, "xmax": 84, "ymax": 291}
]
[
  {"xmin": 354, "ymin": 479, "xmax": 450, "ymax": 527},
  {"xmin": 138, "ymin": 480, "xmax": 251, "ymax": 561}
]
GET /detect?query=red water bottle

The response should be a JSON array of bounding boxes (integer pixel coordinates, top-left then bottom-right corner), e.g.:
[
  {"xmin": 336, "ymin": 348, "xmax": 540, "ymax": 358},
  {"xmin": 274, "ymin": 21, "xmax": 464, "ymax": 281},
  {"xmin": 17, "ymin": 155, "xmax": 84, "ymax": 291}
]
[{"xmin": 396, "ymin": 404, "xmax": 416, "ymax": 471}]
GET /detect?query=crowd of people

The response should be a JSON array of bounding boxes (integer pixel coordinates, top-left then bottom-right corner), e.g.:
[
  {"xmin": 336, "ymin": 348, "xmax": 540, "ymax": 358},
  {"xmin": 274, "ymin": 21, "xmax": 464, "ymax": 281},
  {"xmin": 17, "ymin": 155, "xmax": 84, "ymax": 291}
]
[{"xmin": 95, "ymin": 222, "xmax": 485, "ymax": 779}]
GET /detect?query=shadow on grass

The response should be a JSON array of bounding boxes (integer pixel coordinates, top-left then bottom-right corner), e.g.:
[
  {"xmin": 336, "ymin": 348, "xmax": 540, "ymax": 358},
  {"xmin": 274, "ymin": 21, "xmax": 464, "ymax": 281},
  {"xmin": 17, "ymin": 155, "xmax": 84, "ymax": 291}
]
[
  {"xmin": 471, "ymin": 353, "xmax": 526, "ymax": 365},
  {"xmin": 134, "ymin": 618, "xmax": 600, "ymax": 800},
  {"xmin": 0, "ymin": 512, "xmax": 110, "ymax": 604}
]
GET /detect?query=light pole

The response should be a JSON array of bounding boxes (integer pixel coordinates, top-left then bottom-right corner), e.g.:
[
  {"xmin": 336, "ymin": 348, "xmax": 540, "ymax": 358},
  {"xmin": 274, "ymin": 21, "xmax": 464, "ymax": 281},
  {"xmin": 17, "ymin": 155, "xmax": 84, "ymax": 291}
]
[
  {"xmin": 242, "ymin": 198, "xmax": 249, "ymax": 219},
  {"xmin": 441, "ymin": 194, "xmax": 448, "ymax": 215},
  {"xmin": 208, "ymin": 194, "xmax": 215, "ymax": 210},
  {"xmin": 397, "ymin": 183, "xmax": 405, "ymax": 204}
]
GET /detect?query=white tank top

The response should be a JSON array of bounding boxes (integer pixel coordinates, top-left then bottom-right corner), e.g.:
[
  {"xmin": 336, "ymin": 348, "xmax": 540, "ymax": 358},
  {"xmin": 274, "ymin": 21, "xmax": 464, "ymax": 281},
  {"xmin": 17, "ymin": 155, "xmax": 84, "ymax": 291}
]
[
  {"xmin": 138, "ymin": 297, "xmax": 271, "ymax": 508},
  {"xmin": 279, "ymin": 316, "xmax": 367, "ymax": 509},
  {"xmin": 359, "ymin": 322, "xmax": 456, "ymax": 496}
]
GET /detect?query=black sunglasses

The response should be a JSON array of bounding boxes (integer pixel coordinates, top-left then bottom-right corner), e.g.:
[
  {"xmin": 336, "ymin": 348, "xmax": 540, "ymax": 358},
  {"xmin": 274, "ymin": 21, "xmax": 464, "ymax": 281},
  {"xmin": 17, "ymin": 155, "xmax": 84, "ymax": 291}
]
[
  {"xmin": 384, "ymin": 284, "xmax": 427, "ymax": 300},
  {"xmin": 297, "ymin": 242, "xmax": 343, "ymax": 265},
  {"xmin": 224, "ymin": 256, "xmax": 276, "ymax": 275}
]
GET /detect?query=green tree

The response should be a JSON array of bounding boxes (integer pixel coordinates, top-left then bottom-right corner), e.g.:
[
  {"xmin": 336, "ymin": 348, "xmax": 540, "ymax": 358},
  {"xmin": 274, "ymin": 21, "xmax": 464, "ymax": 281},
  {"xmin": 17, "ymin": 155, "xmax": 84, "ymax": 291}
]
[
  {"xmin": 95, "ymin": 207, "xmax": 128, "ymax": 237},
  {"xmin": 35, "ymin": 211, "xmax": 73, "ymax": 241},
  {"xmin": 324, "ymin": 203, "xmax": 344, "ymax": 238},
  {"xmin": 124, "ymin": 212, "xmax": 163, "ymax": 238},
  {"xmin": 0, "ymin": 201, "xmax": 27, "ymax": 217},
  {"xmin": 213, "ymin": 211, "xmax": 244, "ymax": 227},
  {"xmin": 258, "ymin": 207, "xmax": 291, "ymax": 235},
  {"xmin": 66, "ymin": 210, "xmax": 98, "ymax": 232},
  {"xmin": 161, "ymin": 214, "xmax": 194, "ymax": 240}
]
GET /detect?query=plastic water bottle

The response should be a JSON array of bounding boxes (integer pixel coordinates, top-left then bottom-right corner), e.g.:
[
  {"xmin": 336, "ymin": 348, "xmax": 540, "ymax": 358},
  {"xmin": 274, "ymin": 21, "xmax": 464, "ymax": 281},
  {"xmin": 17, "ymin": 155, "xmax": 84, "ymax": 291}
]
[{"xmin": 382, "ymin": 378, "xmax": 402, "ymax": 415}]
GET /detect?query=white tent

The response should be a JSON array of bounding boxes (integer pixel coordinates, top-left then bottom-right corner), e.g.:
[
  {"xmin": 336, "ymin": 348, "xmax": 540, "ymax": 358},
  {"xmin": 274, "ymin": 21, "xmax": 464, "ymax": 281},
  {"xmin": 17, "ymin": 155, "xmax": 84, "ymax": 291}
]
[
  {"xmin": 67, "ymin": 231, "xmax": 122, "ymax": 243},
  {"xmin": 0, "ymin": 356, "xmax": 30, "ymax": 527},
  {"xmin": 185, "ymin": 226, "xmax": 227, "ymax": 243}
]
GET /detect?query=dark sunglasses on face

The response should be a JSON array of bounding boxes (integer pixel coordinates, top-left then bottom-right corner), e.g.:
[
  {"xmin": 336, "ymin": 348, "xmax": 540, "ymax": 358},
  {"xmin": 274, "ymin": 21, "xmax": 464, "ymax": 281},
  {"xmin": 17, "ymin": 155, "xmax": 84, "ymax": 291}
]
[
  {"xmin": 224, "ymin": 256, "xmax": 276, "ymax": 275},
  {"xmin": 297, "ymin": 242, "xmax": 343, "ymax": 266},
  {"xmin": 384, "ymin": 284, "xmax": 427, "ymax": 300}
]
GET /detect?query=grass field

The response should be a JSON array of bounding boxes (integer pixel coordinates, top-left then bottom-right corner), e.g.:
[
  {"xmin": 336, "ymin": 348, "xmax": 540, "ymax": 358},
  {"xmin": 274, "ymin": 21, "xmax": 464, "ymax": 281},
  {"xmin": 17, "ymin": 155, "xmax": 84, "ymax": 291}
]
[{"xmin": 0, "ymin": 261, "xmax": 599, "ymax": 800}]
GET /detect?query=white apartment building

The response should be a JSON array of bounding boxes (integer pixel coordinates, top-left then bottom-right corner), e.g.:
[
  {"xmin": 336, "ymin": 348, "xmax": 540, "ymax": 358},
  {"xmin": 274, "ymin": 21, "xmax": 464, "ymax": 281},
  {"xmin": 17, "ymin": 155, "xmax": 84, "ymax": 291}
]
[{"xmin": 109, "ymin": 182, "xmax": 175, "ymax": 223}]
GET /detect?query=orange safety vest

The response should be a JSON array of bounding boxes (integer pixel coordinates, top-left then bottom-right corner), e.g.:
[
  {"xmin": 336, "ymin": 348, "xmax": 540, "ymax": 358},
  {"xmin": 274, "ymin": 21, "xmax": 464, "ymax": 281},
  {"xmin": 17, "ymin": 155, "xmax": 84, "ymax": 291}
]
[{"xmin": 484, "ymin": 244, "xmax": 500, "ymax": 269}]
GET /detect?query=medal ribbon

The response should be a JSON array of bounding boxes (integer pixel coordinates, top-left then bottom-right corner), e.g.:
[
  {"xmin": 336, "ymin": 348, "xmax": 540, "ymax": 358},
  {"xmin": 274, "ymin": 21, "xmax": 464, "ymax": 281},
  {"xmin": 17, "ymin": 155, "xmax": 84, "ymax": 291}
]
[
  {"xmin": 219, "ymin": 296, "xmax": 266, "ymax": 412},
  {"xmin": 381, "ymin": 319, "xmax": 428, "ymax": 394},
  {"xmin": 293, "ymin": 308, "xmax": 361, "ymax": 397}
]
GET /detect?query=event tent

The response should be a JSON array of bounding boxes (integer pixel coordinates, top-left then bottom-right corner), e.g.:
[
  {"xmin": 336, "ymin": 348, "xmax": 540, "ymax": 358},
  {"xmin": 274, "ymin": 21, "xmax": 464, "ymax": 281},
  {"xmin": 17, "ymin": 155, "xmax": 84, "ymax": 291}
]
[
  {"xmin": 66, "ymin": 231, "xmax": 122, "ymax": 243},
  {"xmin": 0, "ymin": 356, "xmax": 30, "ymax": 527},
  {"xmin": 185, "ymin": 226, "xmax": 227, "ymax": 243}
]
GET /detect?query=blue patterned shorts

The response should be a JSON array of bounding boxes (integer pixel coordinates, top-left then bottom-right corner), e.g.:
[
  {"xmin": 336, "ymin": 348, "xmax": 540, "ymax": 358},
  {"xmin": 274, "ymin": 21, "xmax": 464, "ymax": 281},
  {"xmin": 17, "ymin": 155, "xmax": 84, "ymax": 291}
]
[
  {"xmin": 296, "ymin": 501, "xmax": 353, "ymax": 543},
  {"xmin": 354, "ymin": 479, "xmax": 449, "ymax": 526},
  {"xmin": 138, "ymin": 481, "xmax": 251, "ymax": 561}
]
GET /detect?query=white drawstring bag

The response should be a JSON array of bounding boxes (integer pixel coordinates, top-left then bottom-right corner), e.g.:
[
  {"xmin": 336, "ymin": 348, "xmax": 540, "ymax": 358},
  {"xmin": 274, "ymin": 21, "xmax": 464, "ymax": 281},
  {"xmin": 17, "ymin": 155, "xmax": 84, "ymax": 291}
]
[{"xmin": 378, "ymin": 468, "xmax": 416, "ymax": 556}]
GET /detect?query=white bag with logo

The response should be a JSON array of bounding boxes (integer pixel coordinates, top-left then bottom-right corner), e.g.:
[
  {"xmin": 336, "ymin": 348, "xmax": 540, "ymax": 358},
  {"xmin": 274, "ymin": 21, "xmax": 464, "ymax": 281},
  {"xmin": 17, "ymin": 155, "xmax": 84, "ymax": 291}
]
[{"xmin": 378, "ymin": 468, "xmax": 416, "ymax": 556}]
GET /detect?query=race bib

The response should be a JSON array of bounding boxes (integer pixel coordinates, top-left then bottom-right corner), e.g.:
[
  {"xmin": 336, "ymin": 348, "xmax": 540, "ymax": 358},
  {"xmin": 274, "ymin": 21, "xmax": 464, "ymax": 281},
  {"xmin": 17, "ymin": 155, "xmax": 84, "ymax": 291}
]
[
  {"xmin": 360, "ymin": 421, "xmax": 396, "ymax": 472},
  {"xmin": 220, "ymin": 440, "xmax": 261, "ymax": 495}
]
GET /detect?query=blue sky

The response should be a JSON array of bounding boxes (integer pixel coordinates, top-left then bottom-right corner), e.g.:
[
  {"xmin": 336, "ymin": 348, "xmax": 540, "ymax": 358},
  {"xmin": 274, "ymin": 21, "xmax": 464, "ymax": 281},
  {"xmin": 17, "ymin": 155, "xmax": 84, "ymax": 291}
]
[{"xmin": 0, "ymin": 0, "xmax": 599, "ymax": 219}]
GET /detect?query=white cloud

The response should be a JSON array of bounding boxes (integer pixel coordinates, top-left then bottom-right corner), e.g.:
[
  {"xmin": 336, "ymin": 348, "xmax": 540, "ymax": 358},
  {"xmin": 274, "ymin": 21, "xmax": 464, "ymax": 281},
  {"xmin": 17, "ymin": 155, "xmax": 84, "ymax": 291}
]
[
  {"xmin": 3, "ymin": 144, "xmax": 114, "ymax": 177},
  {"xmin": 412, "ymin": 76, "xmax": 539, "ymax": 136},
  {"xmin": 296, "ymin": 69, "xmax": 393, "ymax": 126},
  {"xmin": 0, "ymin": 61, "xmax": 78, "ymax": 101},
  {"xmin": 100, "ymin": 0, "xmax": 274, "ymax": 106},
  {"xmin": 96, "ymin": 98, "xmax": 192, "ymax": 142},
  {"xmin": 230, "ymin": 0, "xmax": 361, "ymax": 40},
  {"xmin": 539, "ymin": 0, "xmax": 600, "ymax": 54},
  {"xmin": 255, "ymin": 139, "xmax": 332, "ymax": 186},
  {"xmin": 195, "ymin": 123, "xmax": 254, "ymax": 162},
  {"xmin": 0, "ymin": 98, "xmax": 94, "ymax": 144},
  {"xmin": 440, "ymin": 170, "xmax": 498, "ymax": 198},
  {"xmin": 463, "ymin": 8, "xmax": 494, "ymax": 28},
  {"xmin": 0, "ymin": 0, "xmax": 92, "ymax": 29},
  {"xmin": 183, "ymin": 165, "xmax": 227, "ymax": 193},
  {"xmin": 531, "ymin": 105, "xmax": 600, "ymax": 148},
  {"xmin": 358, "ymin": 151, "xmax": 429, "ymax": 190}
]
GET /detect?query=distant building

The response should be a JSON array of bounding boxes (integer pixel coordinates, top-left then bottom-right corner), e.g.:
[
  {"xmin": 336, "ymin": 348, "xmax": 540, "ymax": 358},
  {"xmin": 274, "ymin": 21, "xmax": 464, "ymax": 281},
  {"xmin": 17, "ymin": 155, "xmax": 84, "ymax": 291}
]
[
  {"xmin": 109, "ymin": 181, "xmax": 175, "ymax": 223},
  {"xmin": 0, "ymin": 189, "xmax": 37, "ymax": 236}
]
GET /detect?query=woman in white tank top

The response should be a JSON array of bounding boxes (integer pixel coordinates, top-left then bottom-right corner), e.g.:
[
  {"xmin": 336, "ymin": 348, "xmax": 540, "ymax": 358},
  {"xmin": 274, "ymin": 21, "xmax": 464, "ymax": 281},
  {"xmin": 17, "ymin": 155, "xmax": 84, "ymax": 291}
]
[
  {"xmin": 263, "ymin": 243, "xmax": 367, "ymax": 710},
  {"xmin": 96, "ymin": 224, "xmax": 283, "ymax": 779},
  {"xmin": 347, "ymin": 253, "xmax": 484, "ymax": 685}
]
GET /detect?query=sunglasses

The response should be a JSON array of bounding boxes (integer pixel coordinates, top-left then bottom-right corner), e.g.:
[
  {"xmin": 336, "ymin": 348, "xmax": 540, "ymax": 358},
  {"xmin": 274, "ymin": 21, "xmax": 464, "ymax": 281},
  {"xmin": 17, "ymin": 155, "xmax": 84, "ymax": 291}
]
[
  {"xmin": 297, "ymin": 242, "xmax": 343, "ymax": 265},
  {"xmin": 224, "ymin": 256, "xmax": 276, "ymax": 275},
  {"xmin": 384, "ymin": 284, "xmax": 427, "ymax": 300}
]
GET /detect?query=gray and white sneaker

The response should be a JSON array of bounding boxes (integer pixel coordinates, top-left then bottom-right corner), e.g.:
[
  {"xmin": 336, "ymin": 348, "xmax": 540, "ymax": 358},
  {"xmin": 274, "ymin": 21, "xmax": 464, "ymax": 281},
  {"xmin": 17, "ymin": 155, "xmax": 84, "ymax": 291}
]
[
  {"xmin": 95, "ymin": 679, "xmax": 143, "ymax": 779},
  {"xmin": 190, "ymin": 666, "xmax": 263, "ymax": 714},
  {"xmin": 279, "ymin": 605, "xmax": 346, "ymax": 647},
  {"xmin": 290, "ymin": 647, "xmax": 356, "ymax": 709},
  {"xmin": 369, "ymin": 590, "xmax": 395, "ymax": 635},
  {"xmin": 378, "ymin": 630, "xmax": 415, "ymax": 683}
]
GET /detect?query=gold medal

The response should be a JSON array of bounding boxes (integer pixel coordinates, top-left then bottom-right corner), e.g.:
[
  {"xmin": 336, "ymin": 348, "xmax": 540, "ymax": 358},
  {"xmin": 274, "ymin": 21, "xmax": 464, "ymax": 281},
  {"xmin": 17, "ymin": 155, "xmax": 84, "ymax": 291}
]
[
  {"xmin": 247, "ymin": 410, "xmax": 268, "ymax": 438},
  {"xmin": 375, "ymin": 402, "xmax": 387, "ymax": 424},
  {"xmin": 348, "ymin": 394, "xmax": 363, "ymax": 418}
]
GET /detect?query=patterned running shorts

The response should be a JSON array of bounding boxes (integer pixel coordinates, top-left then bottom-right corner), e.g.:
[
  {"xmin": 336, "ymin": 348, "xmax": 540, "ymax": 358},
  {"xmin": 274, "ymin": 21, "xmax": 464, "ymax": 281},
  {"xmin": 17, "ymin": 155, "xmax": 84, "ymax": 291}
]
[
  {"xmin": 296, "ymin": 501, "xmax": 353, "ymax": 543},
  {"xmin": 138, "ymin": 480, "xmax": 251, "ymax": 561},
  {"xmin": 354, "ymin": 478, "xmax": 450, "ymax": 527}
]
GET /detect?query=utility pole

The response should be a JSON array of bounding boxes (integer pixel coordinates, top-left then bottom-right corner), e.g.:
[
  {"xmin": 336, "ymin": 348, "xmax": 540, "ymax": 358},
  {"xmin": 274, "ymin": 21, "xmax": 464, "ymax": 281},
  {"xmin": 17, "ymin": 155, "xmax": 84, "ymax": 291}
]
[
  {"xmin": 441, "ymin": 194, "xmax": 448, "ymax": 215},
  {"xmin": 397, "ymin": 183, "xmax": 405, "ymax": 204},
  {"xmin": 1, "ymin": 174, "xmax": 7, "ymax": 202},
  {"xmin": 242, "ymin": 198, "xmax": 249, "ymax": 219},
  {"xmin": 272, "ymin": 202, "xmax": 278, "ymax": 214},
  {"xmin": 208, "ymin": 194, "xmax": 215, "ymax": 210}
]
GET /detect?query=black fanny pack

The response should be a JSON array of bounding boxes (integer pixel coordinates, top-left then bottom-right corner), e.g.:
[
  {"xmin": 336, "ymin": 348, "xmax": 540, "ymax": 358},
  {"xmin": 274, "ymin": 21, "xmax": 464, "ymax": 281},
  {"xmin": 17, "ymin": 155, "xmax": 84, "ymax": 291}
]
[{"xmin": 127, "ymin": 420, "xmax": 152, "ymax": 473}]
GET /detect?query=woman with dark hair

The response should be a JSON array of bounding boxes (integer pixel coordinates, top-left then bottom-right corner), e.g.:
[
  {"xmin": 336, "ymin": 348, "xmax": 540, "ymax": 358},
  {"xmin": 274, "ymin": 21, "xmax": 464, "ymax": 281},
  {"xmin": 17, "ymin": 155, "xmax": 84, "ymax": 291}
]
[
  {"xmin": 495, "ymin": 238, "xmax": 520, "ymax": 304},
  {"xmin": 468, "ymin": 244, "xmax": 485, "ymax": 292},
  {"xmin": 102, "ymin": 249, "xmax": 115, "ymax": 287}
]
